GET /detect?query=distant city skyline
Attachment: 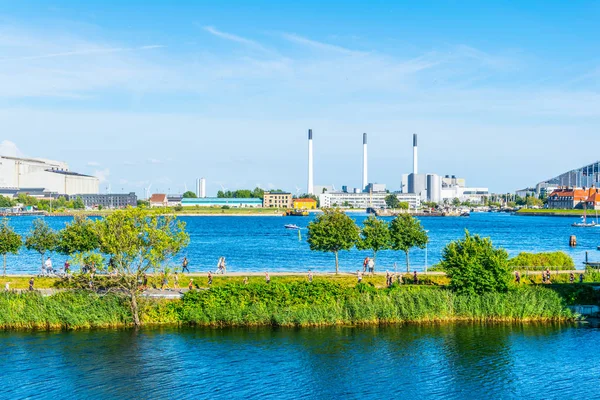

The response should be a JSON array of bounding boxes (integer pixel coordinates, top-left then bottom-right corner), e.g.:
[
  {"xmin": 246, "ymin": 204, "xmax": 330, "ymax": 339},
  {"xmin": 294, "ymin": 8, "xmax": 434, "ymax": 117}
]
[{"xmin": 1, "ymin": 1, "xmax": 599, "ymax": 196}]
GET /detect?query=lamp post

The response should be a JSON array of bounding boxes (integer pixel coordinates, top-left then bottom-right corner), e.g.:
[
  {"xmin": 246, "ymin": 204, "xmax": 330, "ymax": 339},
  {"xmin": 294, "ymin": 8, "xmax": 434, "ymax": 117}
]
[{"xmin": 425, "ymin": 230, "xmax": 430, "ymax": 274}]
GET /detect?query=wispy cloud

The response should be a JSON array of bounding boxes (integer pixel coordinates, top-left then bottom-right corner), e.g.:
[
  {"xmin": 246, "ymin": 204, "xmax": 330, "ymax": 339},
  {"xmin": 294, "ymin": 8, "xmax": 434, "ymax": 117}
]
[
  {"xmin": 87, "ymin": 161, "xmax": 100, "ymax": 167},
  {"xmin": 202, "ymin": 26, "xmax": 269, "ymax": 52},
  {"xmin": 93, "ymin": 168, "xmax": 110, "ymax": 183},
  {"xmin": 281, "ymin": 33, "xmax": 366, "ymax": 56}
]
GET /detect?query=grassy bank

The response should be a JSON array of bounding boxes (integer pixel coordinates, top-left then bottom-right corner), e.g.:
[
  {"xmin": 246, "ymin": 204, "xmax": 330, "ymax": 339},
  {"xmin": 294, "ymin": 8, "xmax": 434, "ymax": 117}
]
[
  {"xmin": 516, "ymin": 208, "xmax": 600, "ymax": 217},
  {"xmin": 0, "ymin": 282, "xmax": 576, "ymax": 330}
]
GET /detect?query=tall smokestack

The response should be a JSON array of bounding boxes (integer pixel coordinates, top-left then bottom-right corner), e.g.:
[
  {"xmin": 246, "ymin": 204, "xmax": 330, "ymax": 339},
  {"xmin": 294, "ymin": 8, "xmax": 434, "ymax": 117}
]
[
  {"xmin": 362, "ymin": 133, "xmax": 368, "ymax": 191},
  {"xmin": 308, "ymin": 129, "xmax": 314, "ymax": 195},
  {"xmin": 413, "ymin": 133, "xmax": 418, "ymax": 175}
]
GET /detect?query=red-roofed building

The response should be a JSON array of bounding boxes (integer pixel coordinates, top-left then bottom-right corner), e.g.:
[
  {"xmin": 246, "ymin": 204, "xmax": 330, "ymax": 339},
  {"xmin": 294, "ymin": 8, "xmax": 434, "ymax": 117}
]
[
  {"xmin": 149, "ymin": 193, "xmax": 168, "ymax": 207},
  {"xmin": 586, "ymin": 188, "xmax": 600, "ymax": 210},
  {"xmin": 548, "ymin": 187, "xmax": 600, "ymax": 209}
]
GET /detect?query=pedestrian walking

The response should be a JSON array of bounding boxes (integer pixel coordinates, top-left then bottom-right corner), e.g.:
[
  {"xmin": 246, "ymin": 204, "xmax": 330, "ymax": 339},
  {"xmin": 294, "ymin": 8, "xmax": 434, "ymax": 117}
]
[
  {"xmin": 362, "ymin": 256, "xmax": 369, "ymax": 273},
  {"xmin": 579, "ymin": 273, "xmax": 584, "ymax": 283},
  {"xmin": 28, "ymin": 277, "xmax": 34, "ymax": 291},
  {"xmin": 174, "ymin": 272, "xmax": 179, "ymax": 289},
  {"xmin": 64, "ymin": 260, "xmax": 70, "ymax": 275},
  {"xmin": 188, "ymin": 279, "xmax": 194, "ymax": 290},
  {"xmin": 161, "ymin": 272, "xmax": 170, "ymax": 290},
  {"xmin": 208, "ymin": 271, "xmax": 213, "ymax": 285},
  {"xmin": 308, "ymin": 269, "xmax": 313, "ymax": 283},
  {"xmin": 570, "ymin": 272, "xmax": 574, "ymax": 284},
  {"xmin": 368, "ymin": 258, "xmax": 375, "ymax": 276},
  {"xmin": 265, "ymin": 272, "xmax": 271, "ymax": 284},
  {"xmin": 515, "ymin": 271, "xmax": 521, "ymax": 284},
  {"xmin": 386, "ymin": 271, "xmax": 391, "ymax": 287},
  {"xmin": 413, "ymin": 270, "xmax": 418, "ymax": 284},
  {"xmin": 397, "ymin": 274, "xmax": 403, "ymax": 285},
  {"xmin": 357, "ymin": 270, "xmax": 363, "ymax": 283},
  {"xmin": 182, "ymin": 256, "xmax": 190, "ymax": 273}
]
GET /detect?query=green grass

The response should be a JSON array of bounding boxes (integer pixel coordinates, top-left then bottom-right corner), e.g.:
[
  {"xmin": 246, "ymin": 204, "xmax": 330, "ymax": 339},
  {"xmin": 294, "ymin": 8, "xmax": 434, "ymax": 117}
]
[
  {"xmin": 516, "ymin": 208, "xmax": 600, "ymax": 216},
  {"xmin": 0, "ymin": 281, "xmax": 576, "ymax": 330},
  {"xmin": 508, "ymin": 252, "xmax": 575, "ymax": 270}
]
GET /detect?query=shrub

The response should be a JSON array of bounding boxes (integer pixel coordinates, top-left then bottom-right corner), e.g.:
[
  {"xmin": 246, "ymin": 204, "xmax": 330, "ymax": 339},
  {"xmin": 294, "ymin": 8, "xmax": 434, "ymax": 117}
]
[
  {"xmin": 508, "ymin": 252, "xmax": 574, "ymax": 269},
  {"xmin": 440, "ymin": 230, "xmax": 512, "ymax": 295}
]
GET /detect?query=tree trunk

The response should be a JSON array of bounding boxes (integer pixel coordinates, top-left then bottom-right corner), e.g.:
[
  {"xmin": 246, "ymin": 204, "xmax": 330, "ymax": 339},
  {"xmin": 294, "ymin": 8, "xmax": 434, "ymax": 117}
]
[
  {"xmin": 405, "ymin": 250, "xmax": 410, "ymax": 273},
  {"xmin": 41, "ymin": 253, "xmax": 44, "ymax": 273},
  {"xmin": 373, "ymin": 251, "xmax": 377, "ymax": 274},
  {"xmin": 334, "ymin": 251, "xmax": 339, "ymax": 274},
  {"xmin": 130, "ymin": 291, "xmax": 141, "ymax": 327}
]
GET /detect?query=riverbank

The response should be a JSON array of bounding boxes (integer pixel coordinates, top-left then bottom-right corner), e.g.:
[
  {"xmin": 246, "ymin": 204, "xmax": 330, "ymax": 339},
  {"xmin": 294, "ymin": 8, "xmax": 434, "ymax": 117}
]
[
  {"xmin": 516, "ymin": 209, "xmax": 600, "ymax": 217},
  {"xmin": 0, "ymin": 281, "xmax": 581, "ymax": 330}
]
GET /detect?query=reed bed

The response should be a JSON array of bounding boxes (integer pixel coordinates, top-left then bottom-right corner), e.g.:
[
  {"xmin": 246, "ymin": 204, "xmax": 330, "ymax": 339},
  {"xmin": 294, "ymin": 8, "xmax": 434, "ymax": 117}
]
[{"xmin": 0, "ymin": 282, "xmax": 575, "ymax": 330}]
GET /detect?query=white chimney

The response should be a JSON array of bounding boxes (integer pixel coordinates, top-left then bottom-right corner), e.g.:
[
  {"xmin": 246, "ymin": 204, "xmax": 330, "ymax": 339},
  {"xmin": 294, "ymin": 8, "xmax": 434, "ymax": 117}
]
[
  {"xmin": 308, "ymin": 129, "xmax": 314, "ymax": 195},
  {"xmin": 195, "ymin": 179, "xmax": 200, "ymax": 197},
  {"xmin": 200, "ymin": 177, "xmax": 206, "ymax": 198},
  {"xmin": 413, "ymin": 134, "xmax": 418, "ymax": 175},
  {"xmin": 362, "ymin": 133, "xmax": 368, "ymax": 191}
]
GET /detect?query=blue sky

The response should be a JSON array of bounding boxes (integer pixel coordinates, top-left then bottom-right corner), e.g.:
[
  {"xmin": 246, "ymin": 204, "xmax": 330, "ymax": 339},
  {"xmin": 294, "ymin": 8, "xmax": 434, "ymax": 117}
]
[{"xmin": 0, "ymin": 1, "xmax": 598, "ymax": 196}]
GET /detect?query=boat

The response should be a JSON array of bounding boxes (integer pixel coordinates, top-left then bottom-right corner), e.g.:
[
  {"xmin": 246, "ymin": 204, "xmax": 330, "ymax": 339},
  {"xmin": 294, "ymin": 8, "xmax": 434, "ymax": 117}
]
[
  {"xmin": 460, "ymin": 211, "xmax": 470, "ymax": 217},
  {"xmin": 572, "ymin": 206, "xmax": 598, "ymax": 227},
  {"xmin": 286, "ymin": 209, "xmax": 309, "ymax": 217},
  {"xmin": 284, "ymin": 224, "xmax": 300, "ymax": 230}
]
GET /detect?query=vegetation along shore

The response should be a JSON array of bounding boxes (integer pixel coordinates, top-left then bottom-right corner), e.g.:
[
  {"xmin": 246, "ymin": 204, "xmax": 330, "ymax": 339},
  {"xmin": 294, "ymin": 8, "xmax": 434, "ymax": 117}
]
[{"xmin": 0, "ymin": 208, "xmax": 598, "ymax": 330}]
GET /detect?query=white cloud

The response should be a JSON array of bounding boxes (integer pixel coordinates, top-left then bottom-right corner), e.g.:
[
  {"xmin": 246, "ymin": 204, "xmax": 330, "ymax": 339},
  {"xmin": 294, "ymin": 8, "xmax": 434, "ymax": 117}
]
[
  {"xmin": 281, "ymin": 33, "xmax": 365, "ymax": 56},
  {"xmin": 147, "ymin": 158, "xmax": 162, "ymax": 164},
  {"xmin": 87, "ymin": 161, "xmax": 100, "ymax": 167},
  {"xmin": 93, "ymin": 168, "xmax": 110, "ymax": 183},
  {"xmin": 0, "ymin": 140, "xmax": 23, "ymax": 157},
  {"xmin": 202, "ymin": 26, "xmax": 269, "ymax": 52}
]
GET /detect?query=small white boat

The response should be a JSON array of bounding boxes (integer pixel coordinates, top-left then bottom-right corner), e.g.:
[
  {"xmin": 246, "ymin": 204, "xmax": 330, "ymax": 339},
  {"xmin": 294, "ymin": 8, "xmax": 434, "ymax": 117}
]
[
  {"xmin": 284, "ymin": 224, "xmax": 300, "ymax": 230},
  {"xmin": 572, "ymin": 208, "xmax": 598, "ymax": 227}
]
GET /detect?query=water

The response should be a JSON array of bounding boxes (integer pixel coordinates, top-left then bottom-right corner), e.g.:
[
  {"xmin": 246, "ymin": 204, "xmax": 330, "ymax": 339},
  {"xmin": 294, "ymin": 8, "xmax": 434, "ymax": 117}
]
[
  {"xmin": 5, "ymin": 213, "xmax": 600, "ymax": 274},
  {"xmin": 1, "ymin": 323, "xmax": 599, "ymax": 399}
]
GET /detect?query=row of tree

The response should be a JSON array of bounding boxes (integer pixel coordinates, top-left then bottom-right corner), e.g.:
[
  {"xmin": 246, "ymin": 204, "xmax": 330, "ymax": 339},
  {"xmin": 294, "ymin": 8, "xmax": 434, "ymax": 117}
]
[
  {"xmin": 0, "ymin": 209, "xmax": 189, "ymax": 326},
  {"xmin": 307, "ymin": 210, "xmax": 429, "ymax": 273},
  {"xmin": 0, "ymin": 194, "xmax": 85, "ymax": 210}
]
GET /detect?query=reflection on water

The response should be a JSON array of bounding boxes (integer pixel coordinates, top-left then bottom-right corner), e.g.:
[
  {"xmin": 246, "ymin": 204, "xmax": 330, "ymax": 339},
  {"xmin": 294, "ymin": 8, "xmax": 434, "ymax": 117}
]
[{"xmin": 2, "ymin": 323, "xmax": 599, "ymax": 399}]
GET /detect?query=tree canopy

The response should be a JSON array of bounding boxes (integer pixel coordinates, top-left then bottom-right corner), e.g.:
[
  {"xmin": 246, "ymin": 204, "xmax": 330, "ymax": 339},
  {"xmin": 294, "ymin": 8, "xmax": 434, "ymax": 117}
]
[
  {"xmin": 307, "ymin": 209, "xmax": 359, "ymax": 273},
  {"xmin": 385, "ymin": 194, "xmax": 400, "ymax": 209},
  {"xmin": 25, "ymin": 218, "xmax": 59, "ymax": 269},
  {"xmin": 0, "ymin": 219, "xmax": 22, "ymax": 276},
  {"xmin": 182, "ymin": 191, "xmax": 197, "ymax": 198},
  {"xmin": 440, "ymin": 230, "xmax": 511, "ymax": 295},
  {"xmin": 389, "ymin": 214, "xmax": 428, "ymax": 272},
  {"xmin": 357, "ymin": 216, "xmax": 390, "ymax": 266}
]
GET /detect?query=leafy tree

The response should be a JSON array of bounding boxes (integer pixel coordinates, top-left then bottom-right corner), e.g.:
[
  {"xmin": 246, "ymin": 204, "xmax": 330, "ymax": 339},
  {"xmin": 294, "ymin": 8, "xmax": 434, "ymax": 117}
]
[
  {"xmin": 0, "ymin": 196, "xmax": 15, "ymax": 208},
  {"xmin": 95, "ymin": 207, "xmax": 190, "ymax": 326},
  {"xmin": 526, "ymin": 196, "xmax": 543, "ymax": 208},
  {"xmin": 25, "ymin": 218, "xmax": 59, "ymax": 270},
  {"xmin": 357, "ymin": 217, "xmax": 390, "ymax": 268},
  {"xmin": 0, "ymin": 219, "xmax": 22, "ymax": 276},
  {"xmin": 234, "ymin": 189, "xmax": 253, "ymax": 198},
  {"xmin": 56, "ymin": 215, "xmax": 100, "ymax": 270},
  {"xmin": 385, "ymin": 194, "xmax": 400, "ymax": 209},
  {"xmin": 389, "ymin": 214, "xmax": 428, "ymax": 272},
  {"xmin": 307, "ymin": 209, "xmax": 360, "ymax": 274},
  {"xmin": 251, "ymin": 187, "xmax": 265, "ymax": 199},
  {"xmin": 440, "ymin": 230, "xmax": 511, "ymax": 295},
  {"xmin": 452, "ymin": 198, "xmax": 461, "ymax": 207},
  {"xmin": 398, "ymin": 201, "xmax": 409, "ymax": 210},
  {"xmin": 182, "ymin": 191, "xmax": 197, "ymax": 198},
  {"xmin": 137, "ymin": 200, "xmax": 149, "ymax": 207},
  {"xmin": 72, "ymin": 196, "xmax": 85, "ymax": 209}
]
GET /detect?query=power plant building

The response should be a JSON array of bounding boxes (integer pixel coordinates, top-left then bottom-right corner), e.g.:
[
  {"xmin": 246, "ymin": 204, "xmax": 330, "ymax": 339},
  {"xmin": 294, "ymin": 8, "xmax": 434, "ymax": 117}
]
[{"xmin": 0, "ymin": 155, "xmax": 99, "ymax": 196}]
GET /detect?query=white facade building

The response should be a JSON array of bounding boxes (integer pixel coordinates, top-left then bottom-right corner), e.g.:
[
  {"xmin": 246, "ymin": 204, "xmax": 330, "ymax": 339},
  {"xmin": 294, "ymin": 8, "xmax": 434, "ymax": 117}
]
[
  {"xmin": 319, "ymin": 191, "xmax": 420, "ymax": 210},
  {"xmin": 0, "ymin": 155, "xmax": 99, "ymax": 196},
  {"xmin": 441, "ymin": 186, "xmax": 489, "ymax": 204}
]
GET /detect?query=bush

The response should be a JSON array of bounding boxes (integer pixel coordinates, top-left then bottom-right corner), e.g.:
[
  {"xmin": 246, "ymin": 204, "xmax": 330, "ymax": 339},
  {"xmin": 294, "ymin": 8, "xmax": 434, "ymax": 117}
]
[
  {"xmin": 221, "ymin": 205, "xmax": 231, "ymax": 209},
  {"xmin": 508, "ymin": 252, "xmax": 574, "ymax": 269},
  {"xmin": 440, "ymin": 230, "xmax": 512, "ymax": 295}
]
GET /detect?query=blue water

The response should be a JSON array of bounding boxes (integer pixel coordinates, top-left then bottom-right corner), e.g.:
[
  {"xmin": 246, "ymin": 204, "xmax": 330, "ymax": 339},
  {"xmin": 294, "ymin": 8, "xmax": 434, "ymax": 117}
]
[
  {"xmin": 1, "ymin": 324, "xmax": 599, "ymax": 399},
  {"xmin": 4, "ymin": 213, "xmax": 600, "ymax": 274}
]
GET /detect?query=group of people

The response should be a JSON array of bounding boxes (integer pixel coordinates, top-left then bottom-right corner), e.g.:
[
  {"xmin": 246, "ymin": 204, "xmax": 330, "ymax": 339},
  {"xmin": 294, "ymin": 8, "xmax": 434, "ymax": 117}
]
[
  {"xmin": 362, "ymin": 256, "xmax": 375, "ymax": 276},
  {"xmin": 357, "ymin": 269, "xmax": 418, "ymax": 286},
  {"xmin": 515, "ymin": 269, "xmax": 585, "ymax": 284}
]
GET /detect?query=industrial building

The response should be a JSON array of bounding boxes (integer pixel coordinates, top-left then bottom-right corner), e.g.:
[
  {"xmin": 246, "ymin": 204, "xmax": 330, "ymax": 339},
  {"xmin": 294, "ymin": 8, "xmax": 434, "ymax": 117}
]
[
  {"xmin": 71, "ymin": 193, "xmax": 137, "ymax": 209},
  {"xmin": 181, "ymin": 198, "xmax": 263, "ymax": 208},
  {"xmin": 263, "ymin": 192, "xmax": 293, "ymax": 208},
  {"xmin": 536, "ymin": 161, "xmax": 600, "ymax": 196},
  {"xmin": 0, "ymin": 155, "xmax": 99, "ymax": 196}
]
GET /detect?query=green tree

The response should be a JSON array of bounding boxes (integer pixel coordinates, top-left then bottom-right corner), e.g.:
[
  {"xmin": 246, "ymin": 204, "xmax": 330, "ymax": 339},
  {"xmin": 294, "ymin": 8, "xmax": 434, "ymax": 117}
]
[
  {"xmin": 385, "ymin": 194, "xmax": 400, "ymax": 209},
  {"xmin": 389, "ymin": 214, "xmax": 428, "ymax": 272},
  {"xmin": 357, "ymin": 217, "xmax": 390, "ymax": 268},
  {"xmin": 182, "ymin": 191, "xmax": 197, "ymax": 198},
  {"xmin": 96, "ymin": 207, "xmax": 190, "ymax": 326},
  {"xmin": 452, "ymin": 198, "xmax": 461, "ymax": 207},
  {"xmin": 307, "ymin": 209, "xmax": 360, "ymax": 274},
  {"xmin": 0, "ymin": 219, "xmax": 22, "ymax": 276},
  {"xmin": 526, "ymin": 196, "xmax": 543, "ymax": 208},
  {"xmin": 251, "ymin": 187, "xmax": 265, "ymax": 199},
  {"xmin": 56, "ymin": 215, "xmax": 100, "ymax": 271},
  {"xmin": 234, "ymin": 189, "xmax": 252, "ymax": 198},
  {"xmin": 440, "ymin": 230, "xmax": 511, "ymax": 295},
  {"xmin": 25, "ymin": 218, "xmax": 59, "ymax": 270},
  {"xmin": 0, "ymin": 196, "xmax": 15, "ymax": 208},
  {"xmin": 398, "ymin": 201, "xmax": 409, "ymax": 210},
  {"xmin": 72, "ymin": 196, "xmax": 85, "ymax": 209}
]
